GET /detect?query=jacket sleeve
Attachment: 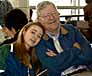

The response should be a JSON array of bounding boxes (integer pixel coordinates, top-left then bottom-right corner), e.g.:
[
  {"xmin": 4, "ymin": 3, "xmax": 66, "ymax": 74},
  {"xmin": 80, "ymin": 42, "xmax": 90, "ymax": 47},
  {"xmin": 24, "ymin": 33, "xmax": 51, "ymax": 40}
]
[
  {"xmin": 4, "ymin": 53, "xmax": 20, "ymax": 76},
  {"xmin": 35, "ymin": 41, "xmax": 81, "ymax": 71},
  {"xmin": 72, "ymin": 26, "xmax": 92, "ymax": 64}
]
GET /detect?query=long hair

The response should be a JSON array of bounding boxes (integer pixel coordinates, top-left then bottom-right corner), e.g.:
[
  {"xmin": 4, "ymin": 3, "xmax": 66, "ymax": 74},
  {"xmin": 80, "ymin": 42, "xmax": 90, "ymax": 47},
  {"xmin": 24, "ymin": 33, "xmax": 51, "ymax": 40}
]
[{"xmin": 13, "ymin": 22, "xmax": 44, "ymax": 74}]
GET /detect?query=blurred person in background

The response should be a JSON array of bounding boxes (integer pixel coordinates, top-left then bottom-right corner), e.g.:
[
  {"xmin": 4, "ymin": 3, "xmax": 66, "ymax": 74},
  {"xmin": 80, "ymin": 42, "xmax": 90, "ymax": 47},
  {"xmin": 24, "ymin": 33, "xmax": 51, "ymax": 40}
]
[
  {"xmin": 0, "ymin": 0, "xmax": 13, "ymax": 25},
  {"xmin": 0, "ymin": 8, "xmax": 28, "ymax": 46},
  {"xmin": 83, "ymin": 0, "xmax": 92, "ymax": 43},
  {"xmin": 0, "ymin": 0, "xmax": 13, "ymax": 43}
]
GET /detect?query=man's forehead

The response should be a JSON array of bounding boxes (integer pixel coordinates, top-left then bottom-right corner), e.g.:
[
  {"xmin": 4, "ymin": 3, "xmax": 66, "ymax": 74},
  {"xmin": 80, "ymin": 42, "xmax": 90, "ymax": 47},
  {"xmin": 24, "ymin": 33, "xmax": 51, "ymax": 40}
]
[{"xmin": 40, "ymin": 5, "xmax": 57, "ymax": 14}]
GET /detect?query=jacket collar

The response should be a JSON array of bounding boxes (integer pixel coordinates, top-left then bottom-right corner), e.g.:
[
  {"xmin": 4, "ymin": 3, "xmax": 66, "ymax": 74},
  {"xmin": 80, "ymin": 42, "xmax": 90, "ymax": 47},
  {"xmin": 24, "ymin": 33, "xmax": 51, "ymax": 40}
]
[{"xmin": 43, "ymin": 24, "xmax": 69, "ymax": 40}]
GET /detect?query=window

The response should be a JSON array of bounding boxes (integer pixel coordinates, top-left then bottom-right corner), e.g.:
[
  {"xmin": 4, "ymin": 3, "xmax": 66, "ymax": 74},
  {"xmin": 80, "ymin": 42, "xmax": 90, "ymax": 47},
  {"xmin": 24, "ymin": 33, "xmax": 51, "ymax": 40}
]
[{"xmin": 29, "ymin": 0, "xmax": 86, "ymax": 21}]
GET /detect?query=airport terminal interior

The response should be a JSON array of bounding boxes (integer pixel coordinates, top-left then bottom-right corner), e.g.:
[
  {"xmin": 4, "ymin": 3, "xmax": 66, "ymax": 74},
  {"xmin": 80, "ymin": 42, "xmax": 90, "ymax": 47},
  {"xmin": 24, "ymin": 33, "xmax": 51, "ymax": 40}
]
[
  {"xmin": 0, "ymin": 0, "xmax": 90, "ymax": 43},
  {"xmin": 0, "ymin": 0, "xmax": 87, "ymax": 23}
]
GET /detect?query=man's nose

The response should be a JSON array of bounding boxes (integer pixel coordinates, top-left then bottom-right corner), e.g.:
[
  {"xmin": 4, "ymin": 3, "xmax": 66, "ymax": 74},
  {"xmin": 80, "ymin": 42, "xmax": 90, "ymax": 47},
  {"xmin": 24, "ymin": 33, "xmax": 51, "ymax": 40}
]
[{"xmin": 48, "ymin": 14, "xmax": 55, "ymax": 19}]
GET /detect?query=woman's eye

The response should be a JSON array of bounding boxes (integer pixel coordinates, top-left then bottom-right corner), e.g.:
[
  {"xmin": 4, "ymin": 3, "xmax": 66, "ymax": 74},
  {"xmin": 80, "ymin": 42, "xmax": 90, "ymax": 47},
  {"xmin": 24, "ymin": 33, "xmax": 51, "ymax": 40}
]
[{"xmin": 31, "ymin": 31, "xmax": 35, "ymax": 34}]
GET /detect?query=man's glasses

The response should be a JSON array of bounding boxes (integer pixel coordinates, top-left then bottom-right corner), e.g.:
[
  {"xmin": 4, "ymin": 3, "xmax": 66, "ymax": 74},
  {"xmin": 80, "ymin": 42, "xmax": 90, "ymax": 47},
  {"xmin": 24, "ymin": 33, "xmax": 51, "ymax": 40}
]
[{"xmin": 39, "ymin": 12, "xmax": 60, "ymax": 19}]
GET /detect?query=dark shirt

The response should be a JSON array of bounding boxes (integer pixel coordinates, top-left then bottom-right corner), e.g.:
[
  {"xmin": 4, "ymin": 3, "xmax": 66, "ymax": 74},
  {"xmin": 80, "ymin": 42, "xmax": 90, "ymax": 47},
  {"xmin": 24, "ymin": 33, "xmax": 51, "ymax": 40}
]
[{"xmin": 83, "ymin": 3, "xmax": 92, "ymax": 21}]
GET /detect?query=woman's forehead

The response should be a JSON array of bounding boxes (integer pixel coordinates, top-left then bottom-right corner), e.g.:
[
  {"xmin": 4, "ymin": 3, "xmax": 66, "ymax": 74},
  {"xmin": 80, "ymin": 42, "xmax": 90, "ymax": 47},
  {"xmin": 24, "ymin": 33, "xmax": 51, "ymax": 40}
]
[{"xmin": 29, "ymin": 25, "xmax": 43, "ymax": 32}]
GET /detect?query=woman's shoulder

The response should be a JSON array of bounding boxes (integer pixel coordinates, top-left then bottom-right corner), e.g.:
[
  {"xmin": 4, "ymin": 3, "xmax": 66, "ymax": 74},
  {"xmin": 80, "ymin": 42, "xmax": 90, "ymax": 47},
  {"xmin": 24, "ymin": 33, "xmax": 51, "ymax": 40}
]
[
  {"xmin": 0, "ymin": 44, "xmax": 11, "ymax": 61},
  {"xmin": 0, "ymin": 44, "xmax": 11, "ymax": 70}
]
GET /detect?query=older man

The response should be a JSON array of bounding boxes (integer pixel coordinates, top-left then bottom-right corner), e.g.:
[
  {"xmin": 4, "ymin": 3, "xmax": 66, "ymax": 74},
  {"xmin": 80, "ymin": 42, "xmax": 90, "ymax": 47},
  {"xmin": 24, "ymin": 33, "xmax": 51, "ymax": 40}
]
[{"xmin": 35, "ymin": 1, "xmax": 92, "ymax": 76}]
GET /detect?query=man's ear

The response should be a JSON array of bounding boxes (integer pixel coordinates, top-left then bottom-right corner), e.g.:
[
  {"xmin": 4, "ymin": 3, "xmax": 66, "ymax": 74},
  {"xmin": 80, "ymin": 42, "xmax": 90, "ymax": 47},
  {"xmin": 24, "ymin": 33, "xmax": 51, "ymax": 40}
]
[
  {"xmin": 11, "ymin": 27, "xmax": 16, "ymax": 35},
  {"xmin": 37, "ymin": 16, "xmax": 43, "ymax": 22},
  {"xmin": 3, "ymin": 26, "xmax": 11, "ymax": 36},
  {"xmin": 36, "ymin": 17, "xmax": 39, "ymax": 22},
  {"xmin": 3, "ymin": 26, "xmax": 9, "ymax": 32}
]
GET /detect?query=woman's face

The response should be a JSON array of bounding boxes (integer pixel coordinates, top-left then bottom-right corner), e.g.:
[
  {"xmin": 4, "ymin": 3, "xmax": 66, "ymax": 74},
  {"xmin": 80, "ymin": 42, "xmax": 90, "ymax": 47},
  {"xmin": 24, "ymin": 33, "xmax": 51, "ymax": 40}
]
[{"xmin": 23, "ymin": 25, "xmax": 43, "ymax": 49}]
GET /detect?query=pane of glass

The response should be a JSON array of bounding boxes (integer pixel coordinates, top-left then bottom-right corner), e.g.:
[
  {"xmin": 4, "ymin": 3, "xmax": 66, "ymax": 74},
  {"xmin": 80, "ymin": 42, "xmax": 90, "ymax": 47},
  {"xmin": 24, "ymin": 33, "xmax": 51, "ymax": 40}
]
[
  {"xmin": 29, "ymin": 0, "xmax": 86, "ymax": 6},
  {"xmin": 29, "ymin": 0, "xmax": 72, "ymax": 6},
  {"xmin": 80, "ymin": 0, "xmax": 86, "ymax": 6},
  {"xmin": 30, "ymin": 0, "xmax": 87, "ymax": 21}
]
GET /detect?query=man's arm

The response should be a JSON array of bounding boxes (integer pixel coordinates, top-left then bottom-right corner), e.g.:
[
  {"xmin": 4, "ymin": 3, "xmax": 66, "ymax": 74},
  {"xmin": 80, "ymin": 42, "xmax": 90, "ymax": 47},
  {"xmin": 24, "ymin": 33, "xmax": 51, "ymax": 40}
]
[
  {"xmin": 73, "ymin": 26, "xmax": 92, "ymax": 64},
  {"xmin": 35, "ymin": 41, "xmax": 81, "ymax": 71}
]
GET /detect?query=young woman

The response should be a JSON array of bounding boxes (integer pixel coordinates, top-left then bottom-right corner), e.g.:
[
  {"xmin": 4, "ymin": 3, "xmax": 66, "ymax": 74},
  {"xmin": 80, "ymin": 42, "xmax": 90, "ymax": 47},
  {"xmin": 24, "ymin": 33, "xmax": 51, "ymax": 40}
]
[{"xmin": 3, "ymin": 22, "xmax": 44, "ymax": 76}]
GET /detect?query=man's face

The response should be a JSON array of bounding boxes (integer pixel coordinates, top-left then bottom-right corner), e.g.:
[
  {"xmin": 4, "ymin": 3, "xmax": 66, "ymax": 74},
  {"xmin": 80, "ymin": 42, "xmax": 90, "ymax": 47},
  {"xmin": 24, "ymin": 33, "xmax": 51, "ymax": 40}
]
[{"xmin": 38, "ymin": 4, "xmax": 60, "ymax": 33}]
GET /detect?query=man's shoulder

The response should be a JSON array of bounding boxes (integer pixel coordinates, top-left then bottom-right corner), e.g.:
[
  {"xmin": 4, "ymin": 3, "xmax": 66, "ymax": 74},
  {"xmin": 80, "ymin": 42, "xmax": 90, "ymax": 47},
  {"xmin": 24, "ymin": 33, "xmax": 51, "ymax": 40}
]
[
  {"xmin": 63, "ymin": 24, "xmax": 74, "ymax": 28},
  {"xmin": 60, "ymin": 24, "xmax": 76, "ymax": 34}
]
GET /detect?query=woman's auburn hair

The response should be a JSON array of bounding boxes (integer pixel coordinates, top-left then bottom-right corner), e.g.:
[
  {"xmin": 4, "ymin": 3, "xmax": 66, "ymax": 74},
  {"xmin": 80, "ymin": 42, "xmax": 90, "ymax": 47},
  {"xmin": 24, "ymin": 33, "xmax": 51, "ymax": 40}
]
[{"xmin": 13, "ymin": 22, "xmax": 44, "ymax": 74}]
